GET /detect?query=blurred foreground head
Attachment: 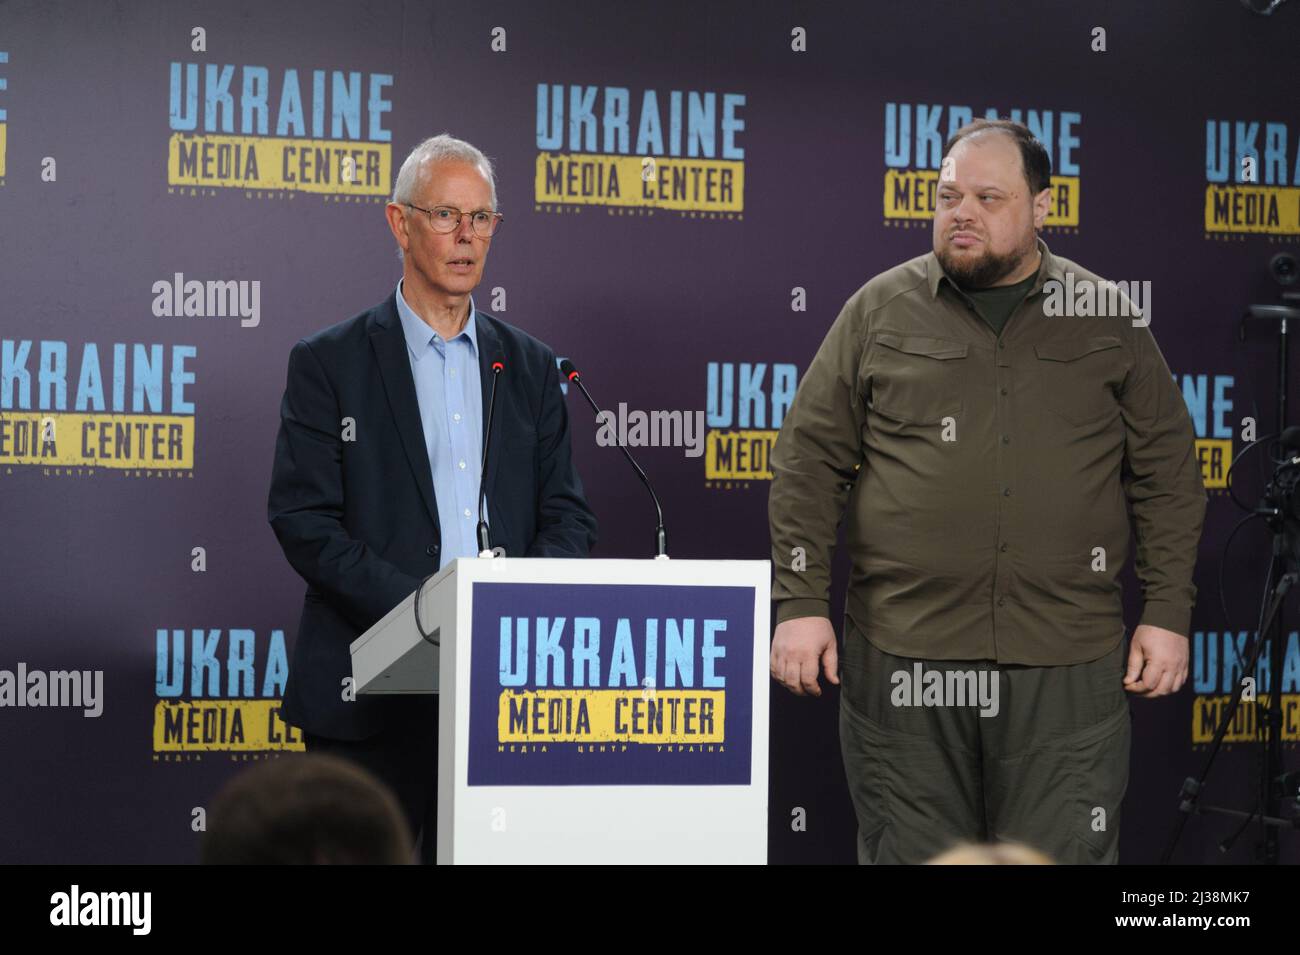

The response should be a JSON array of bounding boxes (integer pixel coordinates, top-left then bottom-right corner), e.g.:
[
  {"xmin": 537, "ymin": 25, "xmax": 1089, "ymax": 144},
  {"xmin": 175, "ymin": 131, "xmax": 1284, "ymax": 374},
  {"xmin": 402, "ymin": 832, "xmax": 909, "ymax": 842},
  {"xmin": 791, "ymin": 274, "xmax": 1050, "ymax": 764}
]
[
  {"xmin": 926, "ymin": 841, "xmax": 1056, "ymax": 865},
  {"xmin": 201, "ymin": 754, "xmax": 413, "ymax": 865}
]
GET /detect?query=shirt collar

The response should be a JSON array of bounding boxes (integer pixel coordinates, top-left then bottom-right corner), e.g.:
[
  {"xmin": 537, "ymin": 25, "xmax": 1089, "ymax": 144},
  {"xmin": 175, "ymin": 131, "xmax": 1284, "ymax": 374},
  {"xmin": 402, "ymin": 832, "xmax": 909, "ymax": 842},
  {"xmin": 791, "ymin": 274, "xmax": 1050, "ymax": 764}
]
[
  {"xmin": 926, "ymin": 235, "xmax": 1064, "ymax": 300},
  {"xmin": 395, "ymin": 278, "xmax": 479, "ymax": 360}
]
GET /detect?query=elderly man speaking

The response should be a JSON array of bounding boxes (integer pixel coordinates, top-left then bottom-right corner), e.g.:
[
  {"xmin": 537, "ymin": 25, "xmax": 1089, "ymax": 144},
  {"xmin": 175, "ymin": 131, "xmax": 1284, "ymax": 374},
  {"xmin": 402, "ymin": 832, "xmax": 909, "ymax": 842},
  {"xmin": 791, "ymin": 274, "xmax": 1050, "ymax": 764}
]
[
  {"xmin": 268, "ymin": 134, "xmax": 598, "ymax": 864},
  {"xmin": 768, "ymin": 118, "xmax": 1205, "ymax": 864}
]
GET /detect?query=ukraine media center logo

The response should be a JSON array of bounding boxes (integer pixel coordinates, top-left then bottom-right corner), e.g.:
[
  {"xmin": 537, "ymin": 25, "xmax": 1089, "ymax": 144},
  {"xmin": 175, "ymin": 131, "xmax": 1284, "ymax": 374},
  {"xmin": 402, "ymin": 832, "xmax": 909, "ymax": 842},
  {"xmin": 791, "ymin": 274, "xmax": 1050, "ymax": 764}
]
[
  {"xmin": 883, "ymin": 102, "xmax": 1082, "ymax": 232},
  {"xmin": 534, "ymin": 82, "xmax": 746, "ymax": 218},
  {"xmin": 468, "ymin": 582, "xmax": 754, "ymax": 785},
  {"xmin": 153, "ymin": 627, "xmax": 303, "ymax": 759},
  {"xmin": 1203, "ymin": 117, "xmax": 1300, "ymax": 237},
  {"xmin": 0, "ymin": 339, "xmax": 196, "ymax": 477},
  {"xmin": 166, "ymin": 61, "xmax": 394, "ymax": 200},
  {"xmin": 0, "ymin": 50, "xmax": 8, "ymax": 186}
]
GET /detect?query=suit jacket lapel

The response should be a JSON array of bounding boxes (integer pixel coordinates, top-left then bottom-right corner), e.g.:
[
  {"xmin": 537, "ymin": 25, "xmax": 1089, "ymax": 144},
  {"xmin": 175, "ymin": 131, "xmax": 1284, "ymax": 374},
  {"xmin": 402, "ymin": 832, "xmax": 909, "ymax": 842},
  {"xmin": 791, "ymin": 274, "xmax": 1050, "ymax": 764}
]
[
  {"xmin": 476, "ymin": 313, "xmax": 505, "ymax": 511},
  {"xmin": 368, "ymin": 293, "xmax": 440, "ymax": 530}
]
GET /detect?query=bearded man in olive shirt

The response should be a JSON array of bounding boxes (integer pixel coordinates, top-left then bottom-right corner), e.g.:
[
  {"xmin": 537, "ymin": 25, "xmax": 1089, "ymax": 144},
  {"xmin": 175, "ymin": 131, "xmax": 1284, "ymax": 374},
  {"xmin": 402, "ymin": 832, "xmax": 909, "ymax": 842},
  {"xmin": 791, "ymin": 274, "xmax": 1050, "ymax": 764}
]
[{"xmin": 768, "ymin": 119, "xmax": 1206, "ymax": 864}]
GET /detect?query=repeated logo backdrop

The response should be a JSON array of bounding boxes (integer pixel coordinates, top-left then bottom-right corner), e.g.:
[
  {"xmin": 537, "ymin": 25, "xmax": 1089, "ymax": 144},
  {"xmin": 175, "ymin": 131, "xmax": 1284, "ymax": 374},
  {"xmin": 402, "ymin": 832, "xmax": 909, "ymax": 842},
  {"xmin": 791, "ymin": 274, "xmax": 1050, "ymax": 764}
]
[{"xmin": 0, "ymin": 0, "xmax": 1297, "ymax": 864}]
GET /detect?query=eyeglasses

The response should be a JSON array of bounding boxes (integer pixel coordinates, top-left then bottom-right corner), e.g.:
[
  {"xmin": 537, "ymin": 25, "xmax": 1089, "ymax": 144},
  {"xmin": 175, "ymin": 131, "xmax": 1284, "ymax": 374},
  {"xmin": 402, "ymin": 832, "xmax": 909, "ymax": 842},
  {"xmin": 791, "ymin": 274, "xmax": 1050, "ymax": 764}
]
[{"xmin": 405, "ymin": 203, "xmax": 504, "ymax": 238}]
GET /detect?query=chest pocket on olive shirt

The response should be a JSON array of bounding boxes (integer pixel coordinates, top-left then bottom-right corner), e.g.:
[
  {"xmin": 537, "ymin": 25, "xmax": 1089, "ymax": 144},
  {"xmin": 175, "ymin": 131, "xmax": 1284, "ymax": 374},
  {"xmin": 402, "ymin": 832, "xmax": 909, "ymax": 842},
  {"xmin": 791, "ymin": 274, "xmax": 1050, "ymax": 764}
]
[
  {"xmin": 869, "ymin": 333, "xmax": 968, "ymax": 425},
  {"xmin": 1032, "ymin": 336, "xmax": 1124, "ymax": 427}
]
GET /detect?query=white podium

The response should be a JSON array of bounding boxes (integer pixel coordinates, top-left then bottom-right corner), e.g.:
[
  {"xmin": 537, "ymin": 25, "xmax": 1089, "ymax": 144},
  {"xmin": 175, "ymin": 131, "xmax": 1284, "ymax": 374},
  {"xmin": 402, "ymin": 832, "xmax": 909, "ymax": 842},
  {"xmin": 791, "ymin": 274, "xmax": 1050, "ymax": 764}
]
[{"xmin": 350, "ymin": 557, "xmax": 771, "ymax": 864}]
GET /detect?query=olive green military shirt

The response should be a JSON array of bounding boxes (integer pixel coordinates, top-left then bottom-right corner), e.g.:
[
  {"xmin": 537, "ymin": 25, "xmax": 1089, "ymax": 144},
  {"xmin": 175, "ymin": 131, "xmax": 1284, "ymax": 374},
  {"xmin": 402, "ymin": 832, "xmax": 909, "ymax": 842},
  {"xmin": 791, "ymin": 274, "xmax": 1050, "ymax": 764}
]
[{"xmin": 768, "ymin": 237, "xmax": 1206, "ymax": 665}]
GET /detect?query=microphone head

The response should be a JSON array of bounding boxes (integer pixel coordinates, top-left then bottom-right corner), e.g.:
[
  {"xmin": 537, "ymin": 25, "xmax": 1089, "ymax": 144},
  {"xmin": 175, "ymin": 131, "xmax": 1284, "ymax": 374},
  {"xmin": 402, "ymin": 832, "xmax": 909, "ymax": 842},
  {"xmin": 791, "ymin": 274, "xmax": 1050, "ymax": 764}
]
[
  {"xmin": 491, "ymin": 360, "xmax": 505, "ymax": 373},
  {"xmin": 559, "ymin": 358, "xmax": 580, "ymax": 380}
]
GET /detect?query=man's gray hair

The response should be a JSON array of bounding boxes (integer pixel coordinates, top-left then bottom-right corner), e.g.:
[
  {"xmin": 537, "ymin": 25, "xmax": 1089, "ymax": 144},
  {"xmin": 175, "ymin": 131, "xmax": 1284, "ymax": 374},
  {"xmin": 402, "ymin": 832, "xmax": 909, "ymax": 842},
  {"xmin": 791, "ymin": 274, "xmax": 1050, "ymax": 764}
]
[{"xmin": 391, "ymin": 133, "xmax": 498, "ymax": 209}]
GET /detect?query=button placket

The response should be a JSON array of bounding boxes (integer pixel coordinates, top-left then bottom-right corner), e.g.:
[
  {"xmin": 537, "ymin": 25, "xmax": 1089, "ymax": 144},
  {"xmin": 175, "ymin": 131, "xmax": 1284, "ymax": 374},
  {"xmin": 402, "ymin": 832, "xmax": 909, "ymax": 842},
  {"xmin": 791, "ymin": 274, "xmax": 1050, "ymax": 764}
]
[{"xmin": 990, "ymin": 337, "xmax": 1016, "ymax": 657}]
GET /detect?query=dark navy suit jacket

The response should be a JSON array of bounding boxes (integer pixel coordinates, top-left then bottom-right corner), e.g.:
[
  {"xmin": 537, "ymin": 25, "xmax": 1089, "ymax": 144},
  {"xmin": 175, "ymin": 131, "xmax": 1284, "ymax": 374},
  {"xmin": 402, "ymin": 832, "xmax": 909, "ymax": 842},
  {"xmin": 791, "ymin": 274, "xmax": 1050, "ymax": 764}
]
[{"xmin": 268, "ymin": 291, "xmax": 598, "ymax": 740}]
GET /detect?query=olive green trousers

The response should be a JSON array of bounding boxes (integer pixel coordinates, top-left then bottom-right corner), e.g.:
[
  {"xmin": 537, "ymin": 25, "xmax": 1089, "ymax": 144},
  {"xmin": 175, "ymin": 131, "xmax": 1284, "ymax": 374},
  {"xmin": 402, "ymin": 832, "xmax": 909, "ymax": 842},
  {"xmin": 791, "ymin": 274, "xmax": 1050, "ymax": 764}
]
[{"xmin": 839, "ymin": 625, "xmax": 1131, "ymax": 865}]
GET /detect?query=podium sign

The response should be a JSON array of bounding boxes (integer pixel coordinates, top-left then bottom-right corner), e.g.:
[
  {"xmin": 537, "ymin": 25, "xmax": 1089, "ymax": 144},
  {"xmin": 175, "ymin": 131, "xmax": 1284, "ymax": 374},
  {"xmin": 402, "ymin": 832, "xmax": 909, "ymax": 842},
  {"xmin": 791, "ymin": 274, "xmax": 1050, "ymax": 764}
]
[{"xmin": 351, "ymin": 557, "xmax": 770, "ymax": 863}]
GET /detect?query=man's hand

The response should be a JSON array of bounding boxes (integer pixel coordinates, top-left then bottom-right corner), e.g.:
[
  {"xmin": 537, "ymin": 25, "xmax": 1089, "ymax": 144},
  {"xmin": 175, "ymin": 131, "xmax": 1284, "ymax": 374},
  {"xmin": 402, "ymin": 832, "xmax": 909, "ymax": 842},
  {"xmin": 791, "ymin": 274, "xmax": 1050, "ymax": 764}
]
[
  {"xmin": 1123, "ymin": 624, "xmax": 1189, "ymax": 698},
  {"xmin": 770, "ymin": 617, "xmax": 839, "ymax": 697}
]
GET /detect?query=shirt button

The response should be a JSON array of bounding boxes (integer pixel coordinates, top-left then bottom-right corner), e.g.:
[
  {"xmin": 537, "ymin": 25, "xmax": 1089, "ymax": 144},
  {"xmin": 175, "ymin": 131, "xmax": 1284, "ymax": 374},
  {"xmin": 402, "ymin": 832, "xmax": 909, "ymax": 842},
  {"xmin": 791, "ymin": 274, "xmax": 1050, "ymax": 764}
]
[
  {"xmin": 1000, "ymin": 387, "xmax": 1008, "ymax": 396},
  {"xmin": 453, "ymin": 413, "xmax": 461, "ymax": 422},
  {"xmin": 450, "ymin": 369, "xmax": 456, "ymax": 377},
  {"xmin": 458, "ymin": 460, "xmax": 466, "ymax": 469},
  {"xmin": 999, "ymin": 542, "xmax": 1008, "ymax": 552},
  {"xmin": 997, "ymin": 597, "xmax": 1006, "ymax": 607},
  {"xmin": 1001, "ymin": 434, "xmax": 1010, "ymax": 444},
  {"xmin": 998, "ymin": 341, "xmax": 1005, "ymax": 350},
  {"xmin": 463, "ymin": 507, "xmax": 472, "ymax": 518},
  {"xmin": 1003, "ymin": 488, "xmax": 1012, "ymax": 497}
]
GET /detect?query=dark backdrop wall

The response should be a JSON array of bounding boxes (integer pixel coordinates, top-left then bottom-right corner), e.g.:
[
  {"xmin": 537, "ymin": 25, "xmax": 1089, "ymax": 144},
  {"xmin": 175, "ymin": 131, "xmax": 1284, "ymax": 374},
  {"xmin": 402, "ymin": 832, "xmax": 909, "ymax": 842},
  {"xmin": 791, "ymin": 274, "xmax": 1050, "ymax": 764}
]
[{"xmin": 1, "ymin": 0, "xmax": 1297, "ymax": 863}]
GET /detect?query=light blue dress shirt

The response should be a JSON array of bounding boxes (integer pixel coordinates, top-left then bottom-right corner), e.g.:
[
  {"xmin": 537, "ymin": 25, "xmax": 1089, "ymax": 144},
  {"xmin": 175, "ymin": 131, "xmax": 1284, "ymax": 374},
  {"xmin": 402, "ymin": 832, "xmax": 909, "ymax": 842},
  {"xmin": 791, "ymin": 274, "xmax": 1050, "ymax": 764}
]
[{"xmin": 395, "ymin": 279, "xmax": 487, "ymax": 560}]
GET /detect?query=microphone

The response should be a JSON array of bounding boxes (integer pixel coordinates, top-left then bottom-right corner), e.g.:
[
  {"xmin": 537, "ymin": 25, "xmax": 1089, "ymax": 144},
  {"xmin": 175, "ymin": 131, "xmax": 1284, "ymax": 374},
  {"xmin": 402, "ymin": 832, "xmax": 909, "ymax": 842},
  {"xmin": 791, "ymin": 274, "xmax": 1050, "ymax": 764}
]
[
  {"xmin": 478, "ymin": 360, "xmax": 504, "ymax": 557},
  {"xmin": 559, "ymin": 358, "xmax": 668, "ymax": 559}
]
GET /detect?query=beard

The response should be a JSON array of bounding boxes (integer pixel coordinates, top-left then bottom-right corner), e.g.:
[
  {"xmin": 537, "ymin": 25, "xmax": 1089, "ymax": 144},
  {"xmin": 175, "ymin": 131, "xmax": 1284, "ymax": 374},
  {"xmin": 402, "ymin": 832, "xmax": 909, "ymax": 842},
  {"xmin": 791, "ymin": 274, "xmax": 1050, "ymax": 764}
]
[{"xmin": 936, "ymin": 232, "xmax": 1037, "ymax": 290}]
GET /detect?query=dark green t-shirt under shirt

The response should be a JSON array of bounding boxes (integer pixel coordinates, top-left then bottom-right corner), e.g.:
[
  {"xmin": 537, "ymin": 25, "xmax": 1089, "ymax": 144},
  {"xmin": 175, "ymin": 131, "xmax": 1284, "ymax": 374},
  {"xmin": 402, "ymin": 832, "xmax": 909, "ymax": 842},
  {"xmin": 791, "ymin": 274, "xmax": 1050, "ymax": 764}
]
[{"xmin": 961, "ymin": 271, "xmax": 1038, "ymax": 337}]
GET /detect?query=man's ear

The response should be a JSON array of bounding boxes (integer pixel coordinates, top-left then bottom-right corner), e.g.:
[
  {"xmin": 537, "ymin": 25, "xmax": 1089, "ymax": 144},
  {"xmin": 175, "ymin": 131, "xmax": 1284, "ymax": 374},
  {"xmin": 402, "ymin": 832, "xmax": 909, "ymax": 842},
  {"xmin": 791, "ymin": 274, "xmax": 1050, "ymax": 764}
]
[
  {"xmin": 1032, "ymin": 187, "xmax": 1052, "ymax": 230},
  {"xmin": 384, "ymin": 202, "xmax": 409, "ymax": 253}
]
